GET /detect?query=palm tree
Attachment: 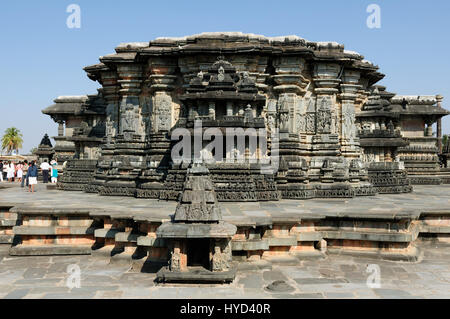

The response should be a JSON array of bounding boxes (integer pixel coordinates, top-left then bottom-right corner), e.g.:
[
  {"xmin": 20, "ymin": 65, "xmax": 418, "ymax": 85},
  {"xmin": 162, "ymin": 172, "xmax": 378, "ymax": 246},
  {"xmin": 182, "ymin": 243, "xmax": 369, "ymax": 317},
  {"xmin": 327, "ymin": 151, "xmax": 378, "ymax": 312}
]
[{"xmin": 1, "ymin": 127, "xmax": 23, "ymax": 155}]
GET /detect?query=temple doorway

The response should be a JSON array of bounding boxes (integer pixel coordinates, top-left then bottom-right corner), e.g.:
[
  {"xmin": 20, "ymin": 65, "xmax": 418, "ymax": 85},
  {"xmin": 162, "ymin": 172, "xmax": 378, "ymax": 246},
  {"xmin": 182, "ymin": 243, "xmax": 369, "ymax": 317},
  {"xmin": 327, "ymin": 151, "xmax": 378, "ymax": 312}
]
[{"xmin": 187, "ymin": 239, "xmax": 211, "ymax": 269}]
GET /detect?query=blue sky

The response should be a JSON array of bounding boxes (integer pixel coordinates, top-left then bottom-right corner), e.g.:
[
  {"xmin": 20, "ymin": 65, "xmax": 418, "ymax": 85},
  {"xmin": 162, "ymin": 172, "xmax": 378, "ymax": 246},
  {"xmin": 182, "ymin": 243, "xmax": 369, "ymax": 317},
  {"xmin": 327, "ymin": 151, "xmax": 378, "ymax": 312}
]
[{"xmin": 1, "ymin": 0, "xmax": 449, "ymax": 153}]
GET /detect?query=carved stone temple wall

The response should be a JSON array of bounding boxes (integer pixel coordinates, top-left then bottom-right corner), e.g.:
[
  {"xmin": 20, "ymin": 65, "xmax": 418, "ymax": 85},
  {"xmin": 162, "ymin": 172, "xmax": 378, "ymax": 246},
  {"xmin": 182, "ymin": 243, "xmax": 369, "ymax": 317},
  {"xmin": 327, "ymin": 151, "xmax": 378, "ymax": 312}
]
[{"xmin": 43, "ymin": 32, "xmax": 449, "ymax": 200}]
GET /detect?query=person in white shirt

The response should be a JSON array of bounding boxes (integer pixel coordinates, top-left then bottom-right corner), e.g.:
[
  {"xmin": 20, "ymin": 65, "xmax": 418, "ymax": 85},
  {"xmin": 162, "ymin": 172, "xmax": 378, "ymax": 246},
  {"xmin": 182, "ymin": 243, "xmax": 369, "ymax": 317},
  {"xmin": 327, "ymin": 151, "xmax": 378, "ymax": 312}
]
[
  {"xmin": 7, "ymin": 162, "xmax": 15, "ymax": 182},
  {"xmin": 40, "ymin": 160, "xmax": 50, "ymax": 184}
]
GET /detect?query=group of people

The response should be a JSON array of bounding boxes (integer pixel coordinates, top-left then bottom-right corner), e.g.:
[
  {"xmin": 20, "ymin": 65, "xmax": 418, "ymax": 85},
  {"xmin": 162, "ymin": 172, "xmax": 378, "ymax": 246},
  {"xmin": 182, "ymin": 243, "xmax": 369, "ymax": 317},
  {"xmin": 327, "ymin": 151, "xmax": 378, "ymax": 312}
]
[{"xmin": 0, "ymin": 159, "xmax": 59, "ymax": 192}]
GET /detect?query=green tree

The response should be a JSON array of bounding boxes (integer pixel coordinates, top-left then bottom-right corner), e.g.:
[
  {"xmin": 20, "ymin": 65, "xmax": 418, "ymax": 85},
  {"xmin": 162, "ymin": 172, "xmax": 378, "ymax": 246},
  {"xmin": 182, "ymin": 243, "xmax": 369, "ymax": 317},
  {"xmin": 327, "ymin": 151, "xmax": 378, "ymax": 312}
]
[{"xmin": 1, "ymin": 127, "xmax": 23, "ymax": 155}]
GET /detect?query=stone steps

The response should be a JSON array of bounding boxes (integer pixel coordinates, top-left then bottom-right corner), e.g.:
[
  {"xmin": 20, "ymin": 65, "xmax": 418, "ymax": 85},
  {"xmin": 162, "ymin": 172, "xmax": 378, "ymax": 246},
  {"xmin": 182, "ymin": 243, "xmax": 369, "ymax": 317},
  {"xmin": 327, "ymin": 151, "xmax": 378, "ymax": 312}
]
[
  {"xmin": 2, "ymin": 203, "xmax": 450, "ymax": 264},
  {"xmin": 0, "ymin": 204, "xmax": 18, "ymax": 244},
  {"xmin": 7, "ymin": 207, "xmax": 96, "ymax": 256},
  {"xmin": 10, "ymin": 244, "xmax": 92, "ymax": 256}
]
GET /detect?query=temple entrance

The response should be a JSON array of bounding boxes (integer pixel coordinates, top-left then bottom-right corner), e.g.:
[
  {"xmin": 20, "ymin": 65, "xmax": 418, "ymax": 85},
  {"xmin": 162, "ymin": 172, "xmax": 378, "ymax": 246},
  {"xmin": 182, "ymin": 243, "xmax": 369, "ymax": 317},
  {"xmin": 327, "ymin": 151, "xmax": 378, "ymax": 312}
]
[{"xmin": 187, "ymin": 239, "xmax": 211, "ymax": 269}]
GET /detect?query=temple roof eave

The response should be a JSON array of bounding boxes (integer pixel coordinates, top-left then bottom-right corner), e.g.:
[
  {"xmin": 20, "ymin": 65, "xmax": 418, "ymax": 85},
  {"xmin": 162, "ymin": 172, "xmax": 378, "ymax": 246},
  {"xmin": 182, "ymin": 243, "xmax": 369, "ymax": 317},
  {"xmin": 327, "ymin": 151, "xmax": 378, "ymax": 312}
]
[{"xmin": 389, "ymin": 104, "xmax": 450, "ymax": 117}]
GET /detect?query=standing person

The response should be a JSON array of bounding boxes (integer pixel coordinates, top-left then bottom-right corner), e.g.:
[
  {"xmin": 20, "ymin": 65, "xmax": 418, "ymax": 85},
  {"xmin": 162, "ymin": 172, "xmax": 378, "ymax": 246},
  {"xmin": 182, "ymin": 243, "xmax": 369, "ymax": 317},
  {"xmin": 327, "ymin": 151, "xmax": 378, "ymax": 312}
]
[
  {"xmin": 28, "ymin": 161, "xmax": 38, "ymax": 193},
  {"xmin": 40, "ymin": 159, "xmax": 50, "ymax": 184},
  {"xmin": 7, "ymin": 162, "xmax": 15, "ymax": 182},
  {"xmin": 0, "ymin": 161, "xmax": 3, "ymax": 182},
  {"xmin": 21, "ymin": 160, "xmax": 29, "ymax": 188},
  {"xmin": 16, "ymin": 161, "xmax": 23, "ymax": 183},
  {"xmin": 2, "ymin": 162, "xmax": 8, "ymax": 181},
  {"xmin": 51, "ymin": 162, "xmax": 58, "ymax": 183}
]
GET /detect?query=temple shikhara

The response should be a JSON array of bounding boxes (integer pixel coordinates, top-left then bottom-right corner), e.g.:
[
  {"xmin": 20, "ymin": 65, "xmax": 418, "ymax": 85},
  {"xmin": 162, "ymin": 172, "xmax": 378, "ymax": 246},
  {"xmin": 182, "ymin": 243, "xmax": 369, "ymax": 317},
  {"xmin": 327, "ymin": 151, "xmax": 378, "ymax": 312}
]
[{"xmin": 3, "ymin": 32, "xmax": 449, "ymax": 283}]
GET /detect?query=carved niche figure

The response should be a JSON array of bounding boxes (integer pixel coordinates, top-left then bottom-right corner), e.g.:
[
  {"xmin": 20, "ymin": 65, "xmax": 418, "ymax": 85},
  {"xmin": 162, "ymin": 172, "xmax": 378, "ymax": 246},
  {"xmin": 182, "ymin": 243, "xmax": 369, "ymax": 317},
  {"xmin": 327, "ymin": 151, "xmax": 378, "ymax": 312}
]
[
  {"xmin": 387, "ymin": 120, "xmax": 395, "ymax": 133},
  {"xmin": 278, "ymin": 95, "xmax": 290, "ymax": 132},
  {"xmin": 170, "ymin": 246, "xmax": 182, "ymax": 271},
  {"xmin": 212, "ymin": 242, "xmax": 230, "ymax": 271},
  {"xmin": 342, "ymin": 103, "xmax": 356, "ymax": 141},
  {"xmin": 306, "ymin": 97, "xmax": 316, "ymax": 134},
  {"xmin": 296, "ymin": 98, "xmax": 306, "ymax": 133},
  {"xmin": 155, "ymin": 93, "xmax": 172, "ymax": 132},
  {"xmin": 121, "ymin": 106, "xmax": 136, "ymax": 133},
  {"xmin": 316, "ymin": 97, "xmax": 332, "ymax": 134},
  {"xmin": 267, "ymin": 114, "xmax": 275, "ymax": 134},
  {"xmin": 218, "ymin": 66, "xmax": 225, "ymax": 82}
]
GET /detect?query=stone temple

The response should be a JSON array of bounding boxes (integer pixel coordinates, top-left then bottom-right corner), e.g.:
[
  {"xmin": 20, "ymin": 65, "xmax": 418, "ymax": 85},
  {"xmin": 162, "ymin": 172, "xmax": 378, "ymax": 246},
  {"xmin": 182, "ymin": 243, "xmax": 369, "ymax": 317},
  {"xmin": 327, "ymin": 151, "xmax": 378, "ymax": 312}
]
[
  {"xmin": 41, "ymin": 32, "xmax": 449, "ymax": 200},
  {"xmin": 4, "ymin": 32, "xmax": 449, "ymax": 283}
]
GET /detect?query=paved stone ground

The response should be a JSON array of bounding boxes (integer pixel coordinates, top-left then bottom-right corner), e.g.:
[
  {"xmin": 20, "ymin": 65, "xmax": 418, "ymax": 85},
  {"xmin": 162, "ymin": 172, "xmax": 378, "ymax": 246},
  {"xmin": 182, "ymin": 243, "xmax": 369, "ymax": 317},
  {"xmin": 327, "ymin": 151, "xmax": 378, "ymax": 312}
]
[
  {"xmin": 0, "ymin": 181, "xmax": 449, "ymax": 298},
  {"xmin": 0, "ymin": 241, "xmax": 448, "ymax": 299}
]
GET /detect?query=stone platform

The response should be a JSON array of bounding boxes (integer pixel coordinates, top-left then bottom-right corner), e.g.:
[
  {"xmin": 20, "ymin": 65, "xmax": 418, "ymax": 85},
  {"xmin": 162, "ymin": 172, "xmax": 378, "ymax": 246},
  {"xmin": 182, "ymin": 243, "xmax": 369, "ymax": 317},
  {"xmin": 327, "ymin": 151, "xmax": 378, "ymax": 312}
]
[{"xmin": 0, "ymin": 183, "xmax": 449, "ymax": 268}]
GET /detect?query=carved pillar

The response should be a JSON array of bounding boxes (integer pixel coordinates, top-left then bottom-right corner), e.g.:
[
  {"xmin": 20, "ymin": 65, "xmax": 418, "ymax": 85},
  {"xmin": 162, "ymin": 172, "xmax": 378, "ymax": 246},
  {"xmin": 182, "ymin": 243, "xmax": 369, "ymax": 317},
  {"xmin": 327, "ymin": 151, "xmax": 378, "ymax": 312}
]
[
  {"xmin": 117, "ymin": 64, "xmax": 144, "ymax": 139},
  {"xmin": 272, "ymin": 56, "xmax": 309, "ymax": 138},
  {"xmin": 307, "ymin": 63, "xmax": 342, "ymax": 182},
  {"xmin": 312, "ymin": 63, "xmax": 341, "ymax": 148},
  {"xmin": 425, "ymin": 123, "xmax": 433, "ymax": 137},
  {"xmin": 226, "ymin": 101, "xmax": 233, "ymax": 116},
  {"xmin": 57, "ymin": 121, "xmax": 64, "ymax": 137},
  {"xmin": 100, "ymin": 70, "xmax": 120, "ymax": 142},
  {"xmin": 340, "ymin": 69, "xmax": 362, "ymax": 158},
  {"xmin": 147, "ymin": 58, "xmax": 178, "ymax": 134},
  {"xmin": 436, "ymin": 95, "xmax": 443, "ymax": 153},
  {"xmin": 208, "ymin": 101, "xmax": 216, "ymax": 120}
]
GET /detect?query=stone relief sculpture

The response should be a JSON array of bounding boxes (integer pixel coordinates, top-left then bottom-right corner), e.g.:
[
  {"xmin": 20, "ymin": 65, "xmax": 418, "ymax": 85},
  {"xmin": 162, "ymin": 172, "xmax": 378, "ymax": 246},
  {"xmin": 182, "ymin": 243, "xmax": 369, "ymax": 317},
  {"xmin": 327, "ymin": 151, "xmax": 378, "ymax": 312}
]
[
  {"xmin": 155, "ymin": 93, "xmax": 172, "ymax": 132},
  {"xmin": 342, "ymin": 103, "xmax": 356, "ymax": 141},
  {"xmin": 306, "ymin": 97, "xmax": 316, "ymax": 134},
  {"xmin": 316, "ymin": 97, "xmax": 331, "ymax": 134},
  {"xmin": 121, "ymin": 106, "xmax": 136, "ymax": 133}
]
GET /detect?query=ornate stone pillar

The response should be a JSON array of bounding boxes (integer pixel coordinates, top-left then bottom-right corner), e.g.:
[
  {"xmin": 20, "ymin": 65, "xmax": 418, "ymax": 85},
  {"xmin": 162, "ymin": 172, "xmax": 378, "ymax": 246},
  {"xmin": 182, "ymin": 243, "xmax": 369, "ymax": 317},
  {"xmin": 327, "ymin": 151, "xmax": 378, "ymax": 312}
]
[
  {"xmin": 136, "ymin": 57, "xmax": 179, "ymax": 199},
  {"xmin": 312, "ymin": 62, "xmax": 341, "ymax": 153},
  {"xmin": 117, "ymin": 64, "xmax": 144, "ymax": 139},
  {"xmin": 226, "ymin": 101, "xmax": 233, "ymax": 116},
  {"xmin": 57, "ymin": 121, "xmax": 64, "ymax": 137},
  {"xmin": 272, "ymin": 56, "xmax": 309, "ymax": 138},
  {"xmin": 340, "ymin": 69, "xmax": 362, "ymax": 158},
  {"xmin": 271, "ymin": 57, "xmax": 312, "ymax": 198},
  {"xmin": 100, "ymin": 70, "xmax": 120, "ymax": 142},
  {"xmin": 147, "ymin": 57, "xmax": 178, "ymax": 134},
  {"xmin": 436, "ymin": 95, "xmax": 443, "ymax": 153},
  {"xmin": 308, "ymin": 63, "xmax": 342, "ymax": 183},
  {"xmin": 208, "ymin": 101, "xmax": 216, "ymax": 120}
]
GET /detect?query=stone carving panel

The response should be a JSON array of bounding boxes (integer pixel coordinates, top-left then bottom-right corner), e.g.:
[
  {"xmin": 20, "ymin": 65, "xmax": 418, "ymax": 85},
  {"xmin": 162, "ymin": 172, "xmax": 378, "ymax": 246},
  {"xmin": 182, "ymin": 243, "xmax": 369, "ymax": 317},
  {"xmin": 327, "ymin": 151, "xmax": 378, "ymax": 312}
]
[
  {"xmin": 342, "ymin": 102, "xmax": 356, "ymax": 141},
  {"xmin": 154, "ymin": 93, "xmax": 172, "ymax": 132},
  {"xmin": 316, "ymin": 96, "xmax": 332, "ymax": 134}
]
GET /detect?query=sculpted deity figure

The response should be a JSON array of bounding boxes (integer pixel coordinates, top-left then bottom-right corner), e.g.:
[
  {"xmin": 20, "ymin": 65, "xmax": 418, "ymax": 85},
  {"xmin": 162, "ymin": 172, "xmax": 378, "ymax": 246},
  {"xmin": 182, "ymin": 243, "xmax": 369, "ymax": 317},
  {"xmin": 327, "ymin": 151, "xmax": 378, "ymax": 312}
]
[
  {"xmin": 170, "ymin": 249, "xmax": 181, "ymax": 271},
  {"xmin": 122, "ymin": 106, "xmax": 135, "ymax": 133},
  {"xmin": 218, "ymin": 66, "xmax": 225, "ymax": 82}
]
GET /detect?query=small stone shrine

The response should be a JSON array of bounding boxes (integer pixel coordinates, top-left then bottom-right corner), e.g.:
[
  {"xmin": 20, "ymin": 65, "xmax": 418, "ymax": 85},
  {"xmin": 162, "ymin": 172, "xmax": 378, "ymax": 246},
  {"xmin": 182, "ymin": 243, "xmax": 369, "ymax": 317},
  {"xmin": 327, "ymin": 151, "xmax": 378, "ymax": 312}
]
[
  {"xmin": 35, "ymin": 134, "xmax": 54, "ymax": 164},
  {"xmin": 356, "ymin": 86, "xmax": 412, "ymax": 193},
  {"xmin": 156, "ymin": 159, "xmax": 236, "ymax": 283}
]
